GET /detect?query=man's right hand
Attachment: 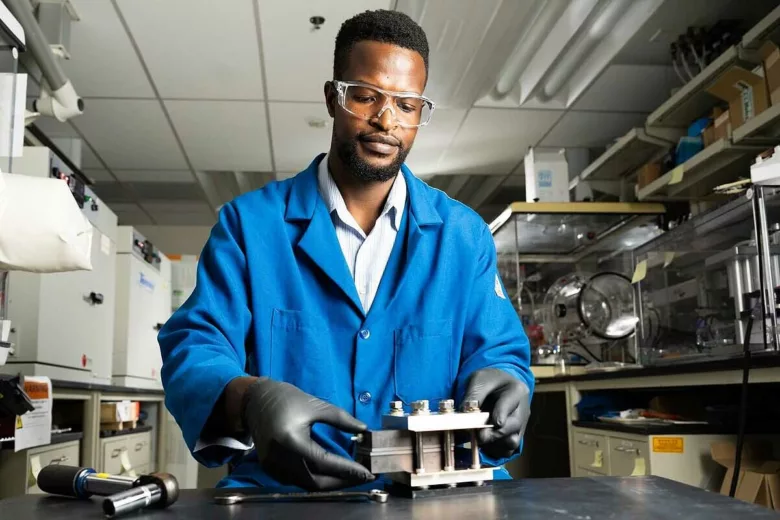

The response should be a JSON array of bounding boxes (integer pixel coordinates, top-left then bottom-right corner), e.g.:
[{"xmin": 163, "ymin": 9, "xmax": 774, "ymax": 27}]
[{"xmin": 240, "ymin": 377, "xmax": 375, "ymax": 490}]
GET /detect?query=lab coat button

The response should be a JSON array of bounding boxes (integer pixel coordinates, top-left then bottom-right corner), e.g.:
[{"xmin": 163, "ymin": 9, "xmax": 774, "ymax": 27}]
[
  {"xmin": 358, "ymin": 392, "xmax": 372, "ymax": 404},
  {"xmin": 359, "ymin": 329, "xmax": 371, "ymax": 340}
]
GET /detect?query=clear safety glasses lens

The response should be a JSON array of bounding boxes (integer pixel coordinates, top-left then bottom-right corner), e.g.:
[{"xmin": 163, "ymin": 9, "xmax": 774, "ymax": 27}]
[{"xmin": 338, "ymin": 83, "xmax": 433, "ymax": 128}]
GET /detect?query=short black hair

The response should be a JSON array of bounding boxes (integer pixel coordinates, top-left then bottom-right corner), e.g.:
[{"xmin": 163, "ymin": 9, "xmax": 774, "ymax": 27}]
[{"xmin": 333, "ymin": 9, "xmax": 429, "ymax": 82}]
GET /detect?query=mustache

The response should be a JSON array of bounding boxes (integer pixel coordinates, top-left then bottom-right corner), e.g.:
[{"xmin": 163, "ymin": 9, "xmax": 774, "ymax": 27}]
[{"xmin": 357, "ymin": 132, "xmax": 402, "ymax": 148}]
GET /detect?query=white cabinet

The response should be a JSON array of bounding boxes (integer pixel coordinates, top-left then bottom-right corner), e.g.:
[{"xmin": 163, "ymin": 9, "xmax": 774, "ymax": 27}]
[
  {"xmin": 572, "ymin": 426, "xmax": 734, "ymax": 491},
  {"xmin": 0, "ymin": 439, "xmax": 81, "ymax": 497},
  {"xmin": 1, "ymin": 147, "xmax": 117, "ymax": 384},
  {"xmin": 113, "ymin": 227, "xmax": 171, "ymax": 389},
  {"xmin": 98, "ymin": 430, "xmax": 153, "ymax": 475}
]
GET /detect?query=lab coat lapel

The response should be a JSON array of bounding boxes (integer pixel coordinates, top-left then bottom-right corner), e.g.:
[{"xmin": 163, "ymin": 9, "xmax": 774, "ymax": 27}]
[
  {"xmin": 286, "ymin": 155, "xmax": 364, "ymax": 314},
  {"xmin": 366, "ymin": 165, "xmax": 442, "ymax": 322}
]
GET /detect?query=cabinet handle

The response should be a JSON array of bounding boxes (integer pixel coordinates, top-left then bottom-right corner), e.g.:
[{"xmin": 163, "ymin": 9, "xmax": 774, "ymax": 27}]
[
  {"xmin": 135, "ymin": 443, "xmax": 144, "ymax": 452},
  {"xmin": 86, "ymin": 292, "xmax": 104, "ymax": 305},
  {"xmin": 111, "ymin": 447, "xmax": 127, "ymax": 458},
  {"xmin": 614, "ymin": 446, "xmax": 639, "ymax": 454},
  {"xmin": 48, "ymin": 456, "xmax": 70, "ymax": 465},
  {"xmin": 578, "ymin": 439, "xmax": 598, "ymax": 447}
]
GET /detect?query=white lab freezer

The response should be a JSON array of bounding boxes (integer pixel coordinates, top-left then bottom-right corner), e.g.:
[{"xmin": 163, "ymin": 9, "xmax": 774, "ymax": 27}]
[
  {"xmin": 1, "ymin": 146, "xmax": 118, "ymax": 384},
  {"xmin": 112, "ymin": 227, "xmax": 171, "ymax": 390}
]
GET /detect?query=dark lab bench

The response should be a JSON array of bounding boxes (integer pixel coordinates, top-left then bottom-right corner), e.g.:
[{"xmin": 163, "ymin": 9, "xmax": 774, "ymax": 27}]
[{"xmin": 2, "ymin": 477, "xmax": 778, "ymax": 519}]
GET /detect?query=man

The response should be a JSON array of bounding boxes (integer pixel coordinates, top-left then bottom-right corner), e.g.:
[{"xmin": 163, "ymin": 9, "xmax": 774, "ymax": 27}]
[{"xmin": 158, "ymin": 9, "xmax": 533, "ymax": 491}]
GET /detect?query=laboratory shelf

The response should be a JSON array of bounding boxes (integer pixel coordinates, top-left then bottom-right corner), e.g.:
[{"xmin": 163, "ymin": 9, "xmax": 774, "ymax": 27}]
[
  {"xmin": 580, "ymin": 127, "xmax": 682, "ymax": 182},
  {"xmin": 732, "ymin": 102, "xmax": 780, "ymax": 144},
  {"xmin": 741, "ymin": 4, "xmax": 780, "ymax": 50},
  {"xmin": 636, "ymin": 138, "xmax": 767, "ymax": 201},
  {"xmin": 646, "ymin": 45, "xmax": 761, "ymax": 129}
]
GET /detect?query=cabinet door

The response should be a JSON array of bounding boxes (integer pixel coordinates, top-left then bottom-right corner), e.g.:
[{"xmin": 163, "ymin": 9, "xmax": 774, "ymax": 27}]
[
  {"xmin": 85, "ymin": 228, "xmax": 116, "ymax": 382},
  {"xmin": 38, "ymin": 227, "xmax": 108, "ymax": 374},
  {"xmin": 573, "ymin": 431, "xmax": 609, "ymax": 475},
  {"xmin": 126, "ymin": 257, "xmax": 162, "ymax": 381}
]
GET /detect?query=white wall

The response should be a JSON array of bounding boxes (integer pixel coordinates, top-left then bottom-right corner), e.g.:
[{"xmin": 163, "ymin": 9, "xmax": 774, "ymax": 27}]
[{"xmin": 136, "ymin": 226, "xmax": 212, "ymax": 256}]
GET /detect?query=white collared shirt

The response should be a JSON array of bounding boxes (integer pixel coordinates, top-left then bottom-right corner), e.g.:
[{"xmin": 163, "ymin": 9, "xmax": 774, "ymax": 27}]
[{"xmin": 317, "ymin": 154, "xmax": 407, "ymax": 313}]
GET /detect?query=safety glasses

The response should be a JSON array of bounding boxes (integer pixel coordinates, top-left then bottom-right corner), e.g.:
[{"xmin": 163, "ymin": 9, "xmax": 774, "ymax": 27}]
[{"xmin": 331, "ymin": 80, "xmax": 436, "ymax": 128}]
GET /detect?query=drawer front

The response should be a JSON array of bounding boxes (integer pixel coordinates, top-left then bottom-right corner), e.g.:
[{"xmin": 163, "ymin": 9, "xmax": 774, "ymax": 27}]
[
  {"xmin": 573, "ymin": 431, "xmax": 609, "ymax": 475},
  {"xmin": 609, "ymin": 437, "xmax": 650, "ymax": 476},
  {"xmin": 127, "ymin": 432, "xmax": 152, "ymax": 469},
  {"xmin": 28, "ymin": 442, "xmax": 81, "ymax": 494},
  {"xmin": 102, "ymin": 437, "xmax": 130, "ymax": 475}
]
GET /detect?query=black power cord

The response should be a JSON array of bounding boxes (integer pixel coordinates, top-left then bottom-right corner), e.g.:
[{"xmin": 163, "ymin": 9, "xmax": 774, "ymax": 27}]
[{"xmin": 729, "ymin": 313, "xmax": 754, "ymax": 497}]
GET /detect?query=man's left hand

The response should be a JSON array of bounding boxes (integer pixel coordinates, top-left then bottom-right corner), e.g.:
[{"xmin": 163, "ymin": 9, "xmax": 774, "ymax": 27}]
[{"xmin": 462, "ymin": 368, "xmax": 531, "ymax": 460}]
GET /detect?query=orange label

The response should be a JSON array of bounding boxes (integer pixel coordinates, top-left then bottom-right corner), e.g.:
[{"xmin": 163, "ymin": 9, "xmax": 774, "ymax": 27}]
[
  {"xmin": 653, "ymin": 437, "xmax": 684, "ymax": 453},
  {"xmin": 23, "ymin": 381, "xmax": 49, "ymax": 400}
]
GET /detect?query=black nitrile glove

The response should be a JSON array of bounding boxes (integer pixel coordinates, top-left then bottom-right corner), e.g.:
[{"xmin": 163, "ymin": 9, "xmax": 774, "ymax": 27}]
[
  {"xmin": 241, "ymin": 377, "xmax": 375, "ymax": 491},
  {"xmin": 462, "ymin": 368, "xmax": 531, "ymax": 460}
]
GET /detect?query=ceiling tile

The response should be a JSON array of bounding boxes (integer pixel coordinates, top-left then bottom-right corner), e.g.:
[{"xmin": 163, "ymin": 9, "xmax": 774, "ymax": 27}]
[
  {"xmin": 572, "ymin": 65, "xmax": 679, "ymax": 112},
  {"xmin": 65, "ymin": 0, "xmax": 154, "ymax": 97},
  {"xmin": 438, "ymin": 108, "xmax": 563, "ymax": 175},
  {"xmin": 151, "ymin": 212, "xmax": 217, "ymax": 226},
  {"xmin": 71, "ymin": 99, "xmax": 187, "ymax": 169},
  {"xmin": 141, "ymin": 201, "xmax": 212, "ymax": 214},
  {"xmin": 81, "ymin": 144, "xmax": 102, "ymax": 169},
  {"xmin": 404, "ymin": 108, "xmax": 467, "ymax": 176},
  {"xmin": 259, "ymin": 0, "xmax": 391, "ymax": 101},
  {"xmin": 82, "ymin": 168, "xmax": 115, "ymax": 183},
  {"xmin": 166, "ymin": 100, "xmax": 272, "ymax": 171},
  {"xmin": 116, "ymin": 0, "xmax": 264, "ymax": 99},
  {"xmin": 268, "ymin": 102, "xmax": 330, "ymax": 172},
  {"xmin": 31, "ymin": 118, "xmax": 78, "ymax": 138},
  {"xmin": 113, "ymin": 170, "xmax": 195, "ymax": 183},
  {"xmin": 540, "ymin": 111, "xmax": 648, "ymax": 148}
]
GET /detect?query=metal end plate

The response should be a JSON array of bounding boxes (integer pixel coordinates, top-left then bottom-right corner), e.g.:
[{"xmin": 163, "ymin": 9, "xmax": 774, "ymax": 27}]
[
  {"xmin": 387, "ymin": 467, "xmax": 496, "ymax": 488},
  {"xmin": 381, "ymin": 411, "xmax": 491, "ymax": 432}
]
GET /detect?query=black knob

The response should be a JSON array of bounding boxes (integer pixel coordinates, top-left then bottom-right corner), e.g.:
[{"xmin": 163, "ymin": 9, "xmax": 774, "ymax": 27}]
[{"xmin": 88, "ymin": 292, "xmax": 104, "ymax": 305}]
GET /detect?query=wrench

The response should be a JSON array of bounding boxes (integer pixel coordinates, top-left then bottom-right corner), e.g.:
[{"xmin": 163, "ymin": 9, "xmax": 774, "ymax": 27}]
[{"xmin": 214, "ymin": 488, "xmax": 389, "ymax": 505}]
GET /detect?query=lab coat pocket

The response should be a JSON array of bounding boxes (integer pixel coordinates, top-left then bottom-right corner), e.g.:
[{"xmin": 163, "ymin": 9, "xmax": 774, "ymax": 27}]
[
  {"xmin": 270, "ymin": 309, "xmax": 336, "ymax": 401},
  {"xmin": 393, "ymin": 319, "xmax": 454, "ymax": 406}
]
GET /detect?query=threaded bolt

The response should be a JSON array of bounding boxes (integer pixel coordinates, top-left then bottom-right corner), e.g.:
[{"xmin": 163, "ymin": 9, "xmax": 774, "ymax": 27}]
[
  {"xmin": 463, "ymin": 400, "xmax": 480, "ymax": 413},
  {"xmin": 439, "ymin": 399, "xmax": 455, "ymax": 414},
  {"xmin": 389, "ymin": 401, "xmax": 404, "ymax": 416},
  {"xmin": 411, "ymin": 400, "xmax": 430, "ymax": 415}
]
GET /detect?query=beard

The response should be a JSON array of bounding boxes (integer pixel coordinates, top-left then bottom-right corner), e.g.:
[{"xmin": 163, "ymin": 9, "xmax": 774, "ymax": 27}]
[{"xmin": 336, "ymin": 134, "xmax": 410, "ymax": 183}]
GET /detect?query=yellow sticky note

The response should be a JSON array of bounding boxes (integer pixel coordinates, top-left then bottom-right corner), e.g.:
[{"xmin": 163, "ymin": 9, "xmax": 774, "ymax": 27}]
[
  {"xmin": 669, "ymin": 165, "xmax": 684, "ymax": 185},
  {"xmin": 29, "ymin": 455, "xmax": 42, "ymax": 480},
  {"xmin": 591, "ymin": 450, "xmax": 603, "ymax": 469},
  {"xmin": 119, "ymin": 450, "xmax": 135, "ymax": 477},
  {"xmin": 632, "ymin": 260, "xmax": 647, "ymax": 284},
  {"xmin": 663, "ymin": 252, "xmax": 675, "ymax": 268},
  {"xmin": 631, "ymin": 457, "xmax": 646, "ymax": 476}
]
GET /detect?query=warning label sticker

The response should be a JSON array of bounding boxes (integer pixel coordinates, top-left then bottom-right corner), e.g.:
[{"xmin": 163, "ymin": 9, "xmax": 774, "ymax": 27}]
[{"xmin": 653, "ymin": 437, "xmax": 684, "ymax": 453}]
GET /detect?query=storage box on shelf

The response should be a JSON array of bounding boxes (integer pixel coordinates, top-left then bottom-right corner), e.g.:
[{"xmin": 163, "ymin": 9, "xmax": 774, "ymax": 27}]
[
  {"xmin": 0, "ymin": 146, "xmax": 118, "ymax": 384},
  {"xmin": 113, "ymin": 227, "xmax": 171, "ymax": 390}
]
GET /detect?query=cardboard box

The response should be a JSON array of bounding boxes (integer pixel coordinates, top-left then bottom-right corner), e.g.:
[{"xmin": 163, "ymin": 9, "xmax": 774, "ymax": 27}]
[
  {"xmin": 100, "ymin": 401, "xmax": 140, "ymax": 423},
  {"xmin": 637, "ymin": 162, "xmax": 661, "ymax": 189},
  {"xmin": 713, "ymin": 109, "xmax": 732, "ymax": 143},
  {"xmin": 707, "ymin": 66, "xmax": 770, "ymax": 130},
  {"xmin": 711, "ymin": 440, "xmax": 780, "ymax": 510},
  {"xmin": 761, "ymin": 41, "xmax": 780, "ymax": 105}
]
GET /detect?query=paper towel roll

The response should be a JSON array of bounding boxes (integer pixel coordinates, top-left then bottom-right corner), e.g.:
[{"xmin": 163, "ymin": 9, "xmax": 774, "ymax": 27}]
[{"xmin": 0, "ymin": 171, "xmax": 93, "ymax": 272}]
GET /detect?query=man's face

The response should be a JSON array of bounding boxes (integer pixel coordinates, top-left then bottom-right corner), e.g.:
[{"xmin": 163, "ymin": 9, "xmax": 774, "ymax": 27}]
[{"xmin": 325, "ymin": 40, "xmax": 427, "ymax": 182}]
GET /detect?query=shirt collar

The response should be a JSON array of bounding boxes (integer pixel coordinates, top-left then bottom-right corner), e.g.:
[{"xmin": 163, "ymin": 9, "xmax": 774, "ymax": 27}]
[{"xmin": 317, "ymin": 153, "xmax": 406, "ymax": 232}]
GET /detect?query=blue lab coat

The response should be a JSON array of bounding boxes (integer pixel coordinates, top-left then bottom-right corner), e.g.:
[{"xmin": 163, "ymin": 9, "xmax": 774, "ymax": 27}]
[{"xmin": 158, "ymin": 154, "xmax": 534, "ymax": 489}]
